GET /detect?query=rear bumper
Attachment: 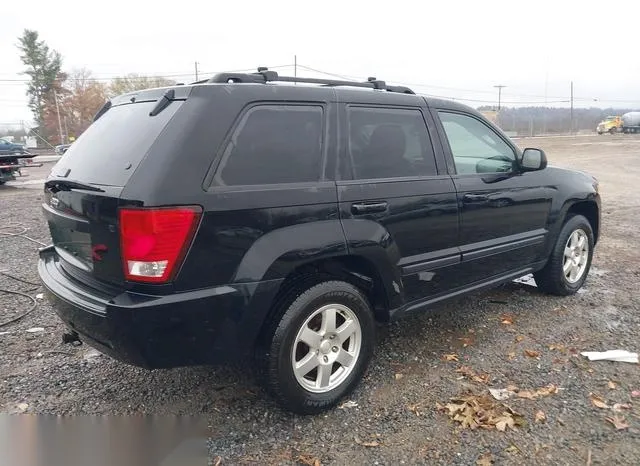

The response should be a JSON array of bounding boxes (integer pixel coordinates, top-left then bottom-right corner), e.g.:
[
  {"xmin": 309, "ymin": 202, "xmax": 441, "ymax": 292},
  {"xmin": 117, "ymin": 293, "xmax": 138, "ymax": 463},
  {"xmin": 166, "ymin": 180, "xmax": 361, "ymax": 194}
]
[{"xmin": 38, "ymin": 247, "xmax": 282, "ymax": 369}]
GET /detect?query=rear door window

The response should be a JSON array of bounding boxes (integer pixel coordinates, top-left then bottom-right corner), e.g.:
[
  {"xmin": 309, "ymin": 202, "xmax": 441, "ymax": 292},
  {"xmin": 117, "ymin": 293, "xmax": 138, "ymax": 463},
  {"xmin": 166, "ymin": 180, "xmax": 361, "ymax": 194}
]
[
  {"xmin": 346, "ymin": 107, "xmax": 437, "ymax": 180},
  {"xmin": 52, "ymin": 100, "xmax": 184, "ymax": 187},
  {"xmin": 214, "ymin": 105, "xmax": 324, "ymax": 186}
]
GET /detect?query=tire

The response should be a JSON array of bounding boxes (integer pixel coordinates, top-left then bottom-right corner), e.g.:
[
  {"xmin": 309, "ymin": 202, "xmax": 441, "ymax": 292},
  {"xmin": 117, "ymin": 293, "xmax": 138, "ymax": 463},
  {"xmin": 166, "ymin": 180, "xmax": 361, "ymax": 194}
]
[
  {"xmin": 609, "ymin": 127, "xmax": 616, "ymax": 134},
  {"xmin": 257, "ymin": 280, "xmax": 375, "ymax": 414},
  {"xmin": 534, "ymin": 214, "xmax": 594, "ymax": 296}
]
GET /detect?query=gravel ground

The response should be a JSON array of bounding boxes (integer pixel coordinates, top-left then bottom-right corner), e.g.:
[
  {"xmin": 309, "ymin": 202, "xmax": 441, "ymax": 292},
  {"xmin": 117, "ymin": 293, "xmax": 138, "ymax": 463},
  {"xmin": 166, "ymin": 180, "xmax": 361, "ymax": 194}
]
[{"xmin": 1, "ymin": 136, "xmax": 639, "ymax": 465}]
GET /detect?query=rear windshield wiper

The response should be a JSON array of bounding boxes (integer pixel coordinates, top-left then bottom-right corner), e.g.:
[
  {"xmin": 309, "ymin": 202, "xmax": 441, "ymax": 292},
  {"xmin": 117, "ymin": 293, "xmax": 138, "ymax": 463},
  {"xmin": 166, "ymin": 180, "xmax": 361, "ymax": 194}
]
[{"xmin": 45, "ymin": 179, "xmax": 105, "ymax": 193}]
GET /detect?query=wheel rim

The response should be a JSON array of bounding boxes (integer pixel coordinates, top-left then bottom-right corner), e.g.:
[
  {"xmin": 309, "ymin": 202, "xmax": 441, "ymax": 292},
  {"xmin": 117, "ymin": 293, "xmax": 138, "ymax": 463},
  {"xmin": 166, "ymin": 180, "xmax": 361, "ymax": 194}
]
[
  {"xmin": 291, "ymin": 303, "xmax": 362, "ymax": 394},
  {"xmin": 563, "ymin": 229, "xmax": 589, "ymax": 284}
]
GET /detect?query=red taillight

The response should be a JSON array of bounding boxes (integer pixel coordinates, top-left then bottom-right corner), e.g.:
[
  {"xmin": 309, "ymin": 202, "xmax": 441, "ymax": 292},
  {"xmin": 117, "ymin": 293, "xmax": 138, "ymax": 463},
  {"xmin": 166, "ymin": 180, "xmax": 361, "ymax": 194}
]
[{"xmin": 119, "ymin": 206, "xmax": 201, "ymax": 283}]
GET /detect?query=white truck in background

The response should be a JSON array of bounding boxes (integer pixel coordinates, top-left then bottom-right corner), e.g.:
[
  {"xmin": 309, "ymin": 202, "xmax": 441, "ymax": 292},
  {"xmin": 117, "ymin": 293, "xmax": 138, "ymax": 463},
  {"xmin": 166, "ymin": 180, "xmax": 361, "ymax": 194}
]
[{"xmin": 621, "ymin": 112, "xmax": 640, "ymax": 133}]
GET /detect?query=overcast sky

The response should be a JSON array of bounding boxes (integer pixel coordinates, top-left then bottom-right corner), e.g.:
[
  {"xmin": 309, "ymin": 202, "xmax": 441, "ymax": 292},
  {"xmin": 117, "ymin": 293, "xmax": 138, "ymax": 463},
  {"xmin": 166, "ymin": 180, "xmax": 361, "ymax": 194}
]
[{"xmin": 2, "ymin": 0, "xmax": 640, "ymax": 128}]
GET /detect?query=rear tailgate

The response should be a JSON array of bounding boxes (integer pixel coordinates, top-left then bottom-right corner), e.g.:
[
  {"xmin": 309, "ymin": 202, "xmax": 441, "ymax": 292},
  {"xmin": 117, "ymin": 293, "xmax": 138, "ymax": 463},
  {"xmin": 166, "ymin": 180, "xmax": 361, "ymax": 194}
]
[{"xmin": 43, "ymin": 88, "xmax": 188, "ymax": 286}]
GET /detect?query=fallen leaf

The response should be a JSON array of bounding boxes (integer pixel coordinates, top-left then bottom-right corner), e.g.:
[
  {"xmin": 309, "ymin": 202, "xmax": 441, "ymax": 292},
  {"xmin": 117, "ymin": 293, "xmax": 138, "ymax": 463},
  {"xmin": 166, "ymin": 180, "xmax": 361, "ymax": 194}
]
[
  {"xmin": 213, "ymin": 456, "xmax": 222, "ymax": 466},
  {"xmin": 458, "ymin": 337, "xmax": 474, "ymax": 347},
  {"xmin": 524, "ymin": 349, "xmax": 540, "ymax": 358},
  {"xmin": 605, "ymin": 415, "xmax": 629, "ymax": 430},
  {"xmin": 548, "ymin": 344, "xmax": 566, "ymax": 352},
  {"xmin": 515, "ymin": 335, "xmax": 525, "ymax": 343},
  {"xmin": 535, "ymin": 410, "xmax": 546, "ymax": 423},
  {"xmin": 489, "ymin": 388, "xmax": 512, "ymax": 401},
  {"xmin": 536, "ymin": 384, "xmax": 558, "ymax": 397},
  {"xmin": 495, "ymin": 414, "xmax": 515, "ymax": 432},
  {"xmin": 456, "ymin": 366, "xmax": 490, "ymax": 384},
  {"xmin": 354, "ymin": 436, "xmax": 380, "ymax": 448},
  {"xmin": 506, "ymin": 384, "xmax": 519, "ymax": 392},
  {"xmin": 608, "ymin": 381, "xmax": 617, "ymax": 390},
  {"xmin": 408, "ymin": 403, "xmax": 425, "ymax": 416},
  {"xmin": 476, "ymin": 452, "xmax": 494, "ymax": 466},
  {"xmin": 504, "ymin": 445, "xmax": 520, "ymax": 454},
  {"xmin": 394, "ymin": 373, "xmax": 404, "ymax": 380},
  {"xmin": 35, "ymin": 293, "xmax": 44, "ymax": 300},
  {"xmin": 631, "ymin": 390, "xmax": 640, "ymax": 398},
  {"xmin": 440, "ymin": 394, "xmax": 524, "ymax": 432},
  {"xmin": 589, "ymin": 394, "xmax": 610, "ymax": 409},
  {"xmin": 444, "ymin": 353, "xmax": 459, "ymax": 362},
  {"xmin": 501, "ymin": 314, "xmax": 514, "ymax": 325},
  {"xmin": 613, "ymin": 403, "xmax": 631, "ymax": 412},
  {"xmin": 339, "ymin": 400, "xmax": 358, "ymax": 409},
  {"xmin": 517, "ymin": 390, "xmax": 537, "ymax": 400},
  {"xmin": 508, "ymin": 352, "xmax": 516, "ymax": 361},
  {"xmin": 15, "ymin": 403, "xmax": 28, "ymax": 413},
  {"xmin": 297, "ymin": 454, "xmax": 321, "ymax": 466}
]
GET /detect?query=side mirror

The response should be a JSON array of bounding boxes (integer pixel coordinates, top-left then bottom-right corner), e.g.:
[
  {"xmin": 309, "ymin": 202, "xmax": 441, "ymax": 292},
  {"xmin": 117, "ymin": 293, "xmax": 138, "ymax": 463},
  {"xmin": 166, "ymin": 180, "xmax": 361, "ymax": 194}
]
[{"xmin": 520, "ymin": 148, "xmax": 547, "ymax": 171}]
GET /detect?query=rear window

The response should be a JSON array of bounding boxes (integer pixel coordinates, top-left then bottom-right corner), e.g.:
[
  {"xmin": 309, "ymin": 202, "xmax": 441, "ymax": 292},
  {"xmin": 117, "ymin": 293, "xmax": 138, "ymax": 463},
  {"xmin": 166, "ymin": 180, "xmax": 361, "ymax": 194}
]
[
  {"xmin": 213, "ymin": 105, "xmax": 324, "ymax": 186},
  {"xmin": 52, "ymin": 100, "xmax": 184, "ymax": 187}
]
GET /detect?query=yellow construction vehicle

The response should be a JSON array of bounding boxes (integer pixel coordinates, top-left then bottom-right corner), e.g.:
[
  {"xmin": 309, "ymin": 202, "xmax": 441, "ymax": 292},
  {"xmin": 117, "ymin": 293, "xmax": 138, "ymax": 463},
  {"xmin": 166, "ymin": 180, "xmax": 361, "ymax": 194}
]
[{"xmin": 596, "ymin": 115, "xmax": 622, "ymax": 134}]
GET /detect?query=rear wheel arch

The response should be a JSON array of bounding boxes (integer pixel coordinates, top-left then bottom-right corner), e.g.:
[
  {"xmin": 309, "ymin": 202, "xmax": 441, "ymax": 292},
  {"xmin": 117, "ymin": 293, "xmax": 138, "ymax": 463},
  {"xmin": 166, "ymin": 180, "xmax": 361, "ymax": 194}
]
[{"xmin": 257, "ymin": 254, "xmax": 397, "ymax": 345}]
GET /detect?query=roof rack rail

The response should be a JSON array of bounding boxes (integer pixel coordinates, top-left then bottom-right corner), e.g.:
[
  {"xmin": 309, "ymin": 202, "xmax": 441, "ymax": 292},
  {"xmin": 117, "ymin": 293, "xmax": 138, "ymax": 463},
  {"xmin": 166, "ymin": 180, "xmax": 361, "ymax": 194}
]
[{"xmin": 205, "ymin": 67, "xmax": 415, "ymax": 94}]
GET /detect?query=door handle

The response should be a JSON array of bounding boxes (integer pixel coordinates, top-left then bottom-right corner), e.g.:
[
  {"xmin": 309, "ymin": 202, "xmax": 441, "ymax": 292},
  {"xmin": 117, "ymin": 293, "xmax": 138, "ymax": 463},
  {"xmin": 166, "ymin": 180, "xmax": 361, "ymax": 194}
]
[
  {"xmin": 351, "ymin": 202, "xmax": 388, "ymax": 214},
  {"xmin": 463, "ymin": 194, "xmax": 488, "ymax": 203}
]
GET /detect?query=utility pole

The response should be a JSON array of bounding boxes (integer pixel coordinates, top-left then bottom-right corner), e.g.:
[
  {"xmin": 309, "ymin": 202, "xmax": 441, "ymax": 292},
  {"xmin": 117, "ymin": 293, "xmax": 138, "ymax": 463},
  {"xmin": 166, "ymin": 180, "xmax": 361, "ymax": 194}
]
[
  {"xmin": 53, "ymin": 89, "xmax": 64, "ymax": 145},
  {"xmin": 294, "ymin": 55, "xmax": 297, "ymax": 78},
  {"xmin": 194, "ymin": 61, "xmax": 199, "ymax": 81},
  {"xmin": 494, "ymin": 85, "xmax": 506, "ymax": 111},
  {"xmin": 543, "ymin": 57, "xmax": 549, "ymax": 135},
  {"xmin": 63, "ymin": 115, "xmax": 69, "ymax": 142},
  {"xmin": 570, "ymin": 81, "xmax": 574, "ymax": 134}
]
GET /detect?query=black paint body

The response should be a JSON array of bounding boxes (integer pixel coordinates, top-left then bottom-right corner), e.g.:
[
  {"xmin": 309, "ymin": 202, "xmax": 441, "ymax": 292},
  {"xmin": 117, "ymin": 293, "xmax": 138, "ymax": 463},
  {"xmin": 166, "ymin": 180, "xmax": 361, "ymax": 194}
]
[{"xmin": 38, "ymin": 84, "xmax": 601, "ymax": 368}]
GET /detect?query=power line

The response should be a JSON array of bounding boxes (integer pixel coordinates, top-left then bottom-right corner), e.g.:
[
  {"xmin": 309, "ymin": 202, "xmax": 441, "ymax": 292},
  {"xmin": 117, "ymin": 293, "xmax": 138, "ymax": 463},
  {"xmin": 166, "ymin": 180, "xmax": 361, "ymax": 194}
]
[
  {"xmin": 296, "ymin": 64, "xmax": 570, "ymax": 104},
  {"xmin": 3, "ymin": 62, "xmax": 639, "ymax": 106},
  {"xmin": 297, "ymin": 64, "xmax": 640, "ymax": 105},
  {"xmin": 0, "ymin": 64, "xmax": 295, "ymax": 84}
]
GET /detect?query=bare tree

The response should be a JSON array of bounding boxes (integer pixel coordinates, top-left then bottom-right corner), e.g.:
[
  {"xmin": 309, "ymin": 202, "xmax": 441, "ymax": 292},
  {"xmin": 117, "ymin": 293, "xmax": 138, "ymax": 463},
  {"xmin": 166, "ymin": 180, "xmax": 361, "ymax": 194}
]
[
  {"xmin": 108, "ymin": 73, "xmax": 176, "ymax": 97},
  {"xmin": 62, "ymin": 68, "xmax": 108, "ymax": 138}
]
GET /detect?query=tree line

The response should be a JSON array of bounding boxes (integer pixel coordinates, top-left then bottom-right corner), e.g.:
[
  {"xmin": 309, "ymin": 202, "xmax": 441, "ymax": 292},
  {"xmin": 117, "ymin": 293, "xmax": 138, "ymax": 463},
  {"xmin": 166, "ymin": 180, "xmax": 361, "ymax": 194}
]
[
  {"xmin": 479, "ymin": 106, "xmax": 637, "ymax": 135},
  {"xmin": 15, "ymin": 29, "xmax": 176, "ymax": 146}
]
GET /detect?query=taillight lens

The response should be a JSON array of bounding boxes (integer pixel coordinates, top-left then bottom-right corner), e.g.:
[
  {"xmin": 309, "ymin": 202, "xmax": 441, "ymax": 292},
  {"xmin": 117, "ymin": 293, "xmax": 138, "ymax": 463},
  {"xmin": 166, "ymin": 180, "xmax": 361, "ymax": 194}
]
[{"xmin": 119, "ymin": 206, "xmax": 202, "ymax": 283}]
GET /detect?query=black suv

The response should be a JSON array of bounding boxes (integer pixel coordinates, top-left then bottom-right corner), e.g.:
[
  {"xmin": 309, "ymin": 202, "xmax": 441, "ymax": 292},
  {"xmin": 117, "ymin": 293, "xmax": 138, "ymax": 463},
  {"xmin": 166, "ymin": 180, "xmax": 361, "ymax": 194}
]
[{"xmin": 38, "ymin": 69, "xmax": 600, "ymax": 414}]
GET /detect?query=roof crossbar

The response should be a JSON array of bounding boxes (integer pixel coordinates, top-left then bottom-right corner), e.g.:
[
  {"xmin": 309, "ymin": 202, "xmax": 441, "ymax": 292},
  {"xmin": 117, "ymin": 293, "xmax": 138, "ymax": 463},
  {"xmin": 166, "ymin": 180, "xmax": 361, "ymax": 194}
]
[{"xmin": 205, "ymin": 67, "xmax": 415, "ymax": 94}]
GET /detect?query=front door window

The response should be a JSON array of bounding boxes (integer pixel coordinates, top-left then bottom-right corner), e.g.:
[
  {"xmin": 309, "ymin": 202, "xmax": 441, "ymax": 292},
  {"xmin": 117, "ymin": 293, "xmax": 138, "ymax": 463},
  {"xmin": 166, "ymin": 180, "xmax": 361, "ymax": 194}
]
[{"xmin": 438, "ymin": 112, "xmax": 516, "ymax": 174}]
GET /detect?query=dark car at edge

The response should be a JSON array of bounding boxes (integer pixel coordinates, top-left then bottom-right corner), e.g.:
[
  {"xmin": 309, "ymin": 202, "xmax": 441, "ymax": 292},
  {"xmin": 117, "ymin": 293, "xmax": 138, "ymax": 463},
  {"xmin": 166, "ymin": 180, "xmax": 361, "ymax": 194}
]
[{"xmin": 37, "ymin": 69, "xmax": 601, "ymax": 414}]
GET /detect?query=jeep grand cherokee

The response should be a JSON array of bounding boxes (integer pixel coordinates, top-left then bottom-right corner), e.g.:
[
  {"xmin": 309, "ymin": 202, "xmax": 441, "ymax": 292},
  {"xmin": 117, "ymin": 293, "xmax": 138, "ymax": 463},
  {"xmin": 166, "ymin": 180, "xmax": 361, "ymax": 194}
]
[{"xmin": 38, "ymin": 68, "xmax": 600, "ymax": 414}]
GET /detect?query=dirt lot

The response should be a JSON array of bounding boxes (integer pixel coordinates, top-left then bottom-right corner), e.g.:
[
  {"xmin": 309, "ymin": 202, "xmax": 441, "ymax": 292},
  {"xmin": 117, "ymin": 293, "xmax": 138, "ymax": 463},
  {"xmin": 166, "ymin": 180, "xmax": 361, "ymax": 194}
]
[{"xmin": 1, "ymin": 135, "xmax": 639, "ymax": 465}]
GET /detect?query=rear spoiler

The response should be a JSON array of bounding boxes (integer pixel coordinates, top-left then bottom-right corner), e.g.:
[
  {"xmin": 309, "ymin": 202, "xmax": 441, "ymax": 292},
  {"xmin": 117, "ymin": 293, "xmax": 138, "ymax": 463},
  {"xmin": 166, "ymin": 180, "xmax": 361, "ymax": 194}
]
[{"xmin": 93, "ymin": 85, "xmax": 192, "ymax": 122}]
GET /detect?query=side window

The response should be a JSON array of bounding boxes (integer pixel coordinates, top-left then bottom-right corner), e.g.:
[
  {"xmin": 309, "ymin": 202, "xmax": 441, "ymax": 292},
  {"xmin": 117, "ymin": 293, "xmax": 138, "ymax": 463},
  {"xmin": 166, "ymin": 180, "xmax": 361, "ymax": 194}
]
[
  {"xmin": 215, "ymin": 105, "xmax": 323, "ymax": 186},
  {"xmin": 438, "ymin": 111, "xmax": 516, "ymax": 175},
  {"xmin": 346, "ymin": 107, "xmax": 437, "ymax": 180}
]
